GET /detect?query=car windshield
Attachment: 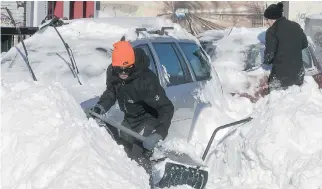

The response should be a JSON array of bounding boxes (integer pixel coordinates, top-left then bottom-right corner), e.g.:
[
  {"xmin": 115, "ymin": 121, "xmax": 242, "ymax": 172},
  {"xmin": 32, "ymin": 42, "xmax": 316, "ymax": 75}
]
[{"xmin": 302, "ymin": 47, "xmax": 312, "ymax": 69}]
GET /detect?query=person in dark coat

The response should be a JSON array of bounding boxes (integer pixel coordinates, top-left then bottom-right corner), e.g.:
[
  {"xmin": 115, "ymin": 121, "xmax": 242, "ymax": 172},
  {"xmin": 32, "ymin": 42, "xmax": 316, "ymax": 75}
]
[
  {"xmin": 263, "ymin": 2, "xmax": 308, "ymax": 91},
  {"xmin": 90, "ymin": 40, "xmax": 174, "ymax": 168}
]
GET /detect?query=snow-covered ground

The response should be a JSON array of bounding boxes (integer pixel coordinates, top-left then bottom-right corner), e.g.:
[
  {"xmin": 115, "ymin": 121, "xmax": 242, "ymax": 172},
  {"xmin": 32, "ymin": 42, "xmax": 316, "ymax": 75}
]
[{"xmin": 1, "ymin": 17, "xmax": 322, "ymax": 189}]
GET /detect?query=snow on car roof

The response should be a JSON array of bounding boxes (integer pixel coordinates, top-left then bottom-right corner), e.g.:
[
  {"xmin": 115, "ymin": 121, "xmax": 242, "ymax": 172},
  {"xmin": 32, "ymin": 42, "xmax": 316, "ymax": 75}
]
[{"xmin": 62, "ymin": 17, "xmax": 197, "ymax": 41}]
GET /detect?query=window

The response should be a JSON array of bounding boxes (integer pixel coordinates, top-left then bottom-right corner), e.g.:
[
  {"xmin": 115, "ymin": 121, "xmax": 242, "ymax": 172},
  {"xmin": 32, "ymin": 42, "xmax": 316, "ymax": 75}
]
[
  {"xmin": 134, "ymin": 44, "xmax": 158, "ymax": 76},
  {"xmin": 152, "ymin": 43, "xmax": 191, "ymax": 86},
  {"xmin": 179, "ymin": 43, "xmax": 211, "ymax": 81},
  {"xmin": 302, "ymin": 47, "xmax": 312, "ymax": 69}
]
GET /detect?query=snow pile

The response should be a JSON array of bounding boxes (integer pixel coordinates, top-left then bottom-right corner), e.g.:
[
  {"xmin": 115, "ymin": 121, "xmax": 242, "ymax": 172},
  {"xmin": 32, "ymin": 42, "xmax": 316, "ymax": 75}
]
[
  {"xmin": 1, "ymin": 81, "xmax": 150, "ymax": 189},
  {"xmin": 194, "ymin": 77, "xmax": 322, "ymax": 189}
]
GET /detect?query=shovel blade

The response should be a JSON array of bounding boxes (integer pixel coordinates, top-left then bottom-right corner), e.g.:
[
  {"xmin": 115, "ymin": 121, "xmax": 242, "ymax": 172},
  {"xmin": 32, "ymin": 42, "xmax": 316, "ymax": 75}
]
[
  {"xmin": 155, "ymin": 162, "xmax": 208, "ymax": 189},
  {"xmin": 161, "ymin": 151, "xmax": 205, "ymax": 167}
]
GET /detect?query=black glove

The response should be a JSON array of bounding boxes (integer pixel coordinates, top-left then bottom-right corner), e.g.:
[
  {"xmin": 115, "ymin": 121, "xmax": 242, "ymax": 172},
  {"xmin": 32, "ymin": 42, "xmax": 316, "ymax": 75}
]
[
  {"xmin": 88, "ymin": 104, "xmax": 107, "ymax": 127},
  {"xmin": 142, "ymin": 133, "xmax": 163, "ymax": 150},
  {"xmin": 91, "ymin": 104, "xmax": 106, "ymax": 115}
]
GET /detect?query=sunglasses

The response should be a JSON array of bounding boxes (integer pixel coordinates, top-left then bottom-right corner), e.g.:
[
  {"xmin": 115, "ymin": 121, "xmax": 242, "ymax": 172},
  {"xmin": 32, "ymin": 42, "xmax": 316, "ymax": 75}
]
[{"xmin": 113, "ymin": 65, "xmax": 134, "ymax": 74}]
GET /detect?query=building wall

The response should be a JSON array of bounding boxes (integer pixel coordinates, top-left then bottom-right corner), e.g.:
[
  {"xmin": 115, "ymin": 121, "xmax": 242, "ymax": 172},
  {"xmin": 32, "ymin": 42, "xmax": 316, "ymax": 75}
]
[
  {"xmin": 288, "ymin": 1, "xmax": 322, "ymax": 23},
  {"xmin": 1, "ymin": 1, "xmax": 25, "ymax": 27},
  {"xmin": 96, "ymin": 1, "xmax": 268, "ymax": 34}
]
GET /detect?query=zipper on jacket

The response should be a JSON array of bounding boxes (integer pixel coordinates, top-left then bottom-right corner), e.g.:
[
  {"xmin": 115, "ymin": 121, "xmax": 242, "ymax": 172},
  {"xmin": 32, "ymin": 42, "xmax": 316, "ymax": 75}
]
[{"xmin": 121, "ymin": 81, "xmax": 127, "ymax": 113}]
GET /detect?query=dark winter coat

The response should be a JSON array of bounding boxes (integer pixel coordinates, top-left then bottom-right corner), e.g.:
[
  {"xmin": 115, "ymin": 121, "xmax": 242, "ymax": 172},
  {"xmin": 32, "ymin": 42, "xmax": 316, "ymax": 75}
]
[
  {"xmin": 264, "ymin": 17, "xmax": 308, "ymax": 88},
  {"xmin": 97, "ymin": 48, "xmax": 174, "ymax": 139}
]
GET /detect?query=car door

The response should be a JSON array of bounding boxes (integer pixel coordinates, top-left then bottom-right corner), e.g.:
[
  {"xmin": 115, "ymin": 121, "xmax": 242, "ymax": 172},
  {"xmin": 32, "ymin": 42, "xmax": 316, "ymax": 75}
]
[
  {"xmin": 177, "ymin": 42, "xmax": 216, "ymax": 141},
  {"xmin": 150, "ymin": 42, "xmax": 197, "ymax": 140}
]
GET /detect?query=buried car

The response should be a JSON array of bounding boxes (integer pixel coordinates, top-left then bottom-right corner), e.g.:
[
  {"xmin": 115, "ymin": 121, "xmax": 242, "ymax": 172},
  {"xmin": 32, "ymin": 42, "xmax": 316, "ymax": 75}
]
[
  {"xmin": 81, "ymin": 28, "xmax": 219, "ymax": 188},
  {"xmin": 238, "ymin": 31, "xmax": 322, "ymax": 102},
  {"xmin": 199, "ymin": 29, "xmax": 322, "ymax": 103},
  {"xmin": 81, "ymin": 28, "xmax": 214, "ymax": 143}
]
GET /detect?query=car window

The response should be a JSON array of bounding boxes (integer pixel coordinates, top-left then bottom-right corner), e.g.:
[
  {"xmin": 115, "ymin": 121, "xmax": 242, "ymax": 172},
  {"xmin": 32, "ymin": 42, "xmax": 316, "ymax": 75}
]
[
  {"xmin": 179, "ymin": 43, "xmax": 211, "ymax": 81},
  {"xmin": 134, "ymin": 44, "xmax": 158, "ymax": 76},
  {"xmin": 152, "ymin": 43, "xmax": 191, "ymax": 86},
  {"xmin": 302, "ymin": 47, "xmax": 313, "ymax": 69},
  {"xmin": 243, "ymin": 44, "xmax": 261, "ymax": 71}
]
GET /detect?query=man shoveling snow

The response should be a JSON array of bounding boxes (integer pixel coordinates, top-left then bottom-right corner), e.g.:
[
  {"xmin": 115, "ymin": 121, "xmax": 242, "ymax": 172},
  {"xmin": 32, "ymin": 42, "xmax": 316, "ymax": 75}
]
[{"xmin": 87, "ymin": 39, "xmax": 174, "ymax": 184}]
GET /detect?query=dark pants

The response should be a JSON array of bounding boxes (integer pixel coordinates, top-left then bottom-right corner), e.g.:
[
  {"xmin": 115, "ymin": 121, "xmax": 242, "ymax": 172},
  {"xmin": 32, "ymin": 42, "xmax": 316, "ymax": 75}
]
[
  {"xmin": 111, "ymin": 114, "xmax": 159, "ymax": 188},
  {"xmin": 120, "ymin": 115, "xmax": 158, "ymax": 157}
]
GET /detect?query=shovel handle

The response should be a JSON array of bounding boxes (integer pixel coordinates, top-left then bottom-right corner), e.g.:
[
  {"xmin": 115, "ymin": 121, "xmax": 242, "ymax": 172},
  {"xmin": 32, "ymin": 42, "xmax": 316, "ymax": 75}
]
[
  {"xmin": 89, "ymin": 110, "xmax": 146, "ymax": 142},
  {"xmin": 201, "ymin": 117, "xmax": 253, "ymax": 160}
]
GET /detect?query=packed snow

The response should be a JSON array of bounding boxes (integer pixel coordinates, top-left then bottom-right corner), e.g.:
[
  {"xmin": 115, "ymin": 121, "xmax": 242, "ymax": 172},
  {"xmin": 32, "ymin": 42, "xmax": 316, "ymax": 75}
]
[{"xmin": 1, "ymin": 17, "xmax": 322, "ymax": 189}]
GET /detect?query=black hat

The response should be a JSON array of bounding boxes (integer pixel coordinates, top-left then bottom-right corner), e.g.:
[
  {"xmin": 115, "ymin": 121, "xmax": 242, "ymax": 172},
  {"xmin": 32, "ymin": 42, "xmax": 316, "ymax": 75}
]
[{"xmin": 264, "ymin": 2, "xmax": 284, "ymax": 20}]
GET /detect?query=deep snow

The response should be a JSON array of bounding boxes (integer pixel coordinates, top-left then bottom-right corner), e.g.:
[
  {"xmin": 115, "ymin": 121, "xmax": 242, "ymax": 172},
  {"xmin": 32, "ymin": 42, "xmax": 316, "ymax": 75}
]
[
  {"xmin": 1, "ymin": 17, "xmax": 322, "ymax": 189},
  {"xmin": 1, "ymin": 81, "xmax": 150, "ymax": 189},
  {"xmin": 195, "ymin": 78, "xmax": 322, "ymax": 189}
]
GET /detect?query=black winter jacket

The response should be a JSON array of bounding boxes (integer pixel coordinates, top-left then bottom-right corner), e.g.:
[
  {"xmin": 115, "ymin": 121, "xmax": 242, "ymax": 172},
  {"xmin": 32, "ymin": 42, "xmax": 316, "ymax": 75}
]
[
  {"xmin": 97, "ymin": 48, "xmax": 174, "ymax": 139},
  {"xmin": 264, "ymin": 17, "xmax": 308, "ymax": 87}
]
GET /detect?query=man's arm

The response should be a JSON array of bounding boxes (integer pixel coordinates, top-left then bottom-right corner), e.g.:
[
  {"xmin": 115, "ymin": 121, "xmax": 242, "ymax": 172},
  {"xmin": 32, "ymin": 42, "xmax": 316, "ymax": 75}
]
[
  {"xmin": 142, "ymin": 72, "xmax": 174, "ymax": 139},
  {"xmin": 96, "ymin": 65, "xmax": 117, "ymax": 112},
  {"xmin": 263, "ymin": 29, "xmax": 278, "ymax": 65}
]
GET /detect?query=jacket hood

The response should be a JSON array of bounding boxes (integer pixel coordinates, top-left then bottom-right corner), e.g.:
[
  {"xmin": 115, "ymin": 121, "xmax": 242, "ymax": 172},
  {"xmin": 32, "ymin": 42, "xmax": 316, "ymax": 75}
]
[
  {"xmin": 125, "ymin": 47, "xmax": 150, "ymax": 81},
  {"xmin": 133, "ymin": 48, "xmax": 150, "ymax": 72}
]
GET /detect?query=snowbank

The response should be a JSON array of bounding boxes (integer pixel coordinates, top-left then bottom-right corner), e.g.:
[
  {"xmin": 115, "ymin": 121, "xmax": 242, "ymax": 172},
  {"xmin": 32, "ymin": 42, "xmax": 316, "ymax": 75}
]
[
  {"xmin": 1, "ymin": 81, "xmax": 150, "ymax": 189},
  {"xmin": 192, "ymin": 77, "xmax": 322, "ymax": 189}
]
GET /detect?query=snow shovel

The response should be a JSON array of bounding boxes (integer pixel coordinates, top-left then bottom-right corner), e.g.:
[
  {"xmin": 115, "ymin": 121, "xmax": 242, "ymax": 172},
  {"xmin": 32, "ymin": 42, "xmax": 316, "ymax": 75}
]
[
  {"xmin": 89, "ymin": 111, "xmax": 203, "ymax": 167},
  {"xmin": 155, "ymin": 116, "xmax": 253, "ymax": 189},
  {"xmin": 89, "ymin": 110, "xmax": 252, "ymax": 189}
]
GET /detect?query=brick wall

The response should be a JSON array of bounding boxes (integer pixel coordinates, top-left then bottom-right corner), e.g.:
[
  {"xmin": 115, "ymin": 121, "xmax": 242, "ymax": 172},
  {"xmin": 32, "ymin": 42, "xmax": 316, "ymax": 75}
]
[{"xmin": 1, "ymin": 1, "xmax": 25, "ymax": 27}]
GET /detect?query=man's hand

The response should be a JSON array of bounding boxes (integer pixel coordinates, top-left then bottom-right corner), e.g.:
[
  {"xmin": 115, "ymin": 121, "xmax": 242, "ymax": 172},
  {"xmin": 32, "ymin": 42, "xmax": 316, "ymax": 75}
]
[
  {"xmin": 91, "ymin": 104, "xmax": 106, "ymax": 115},
  {"xmin": 143, "ymin": 133, "xmax": 163, "ymax": 150}
]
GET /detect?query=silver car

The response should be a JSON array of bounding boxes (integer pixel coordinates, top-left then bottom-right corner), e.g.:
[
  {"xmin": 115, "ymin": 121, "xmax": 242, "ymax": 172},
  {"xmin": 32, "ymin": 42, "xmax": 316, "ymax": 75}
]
[{"xmin": 81, "ymin": 34, "xmax": 212, "ymax": 141}]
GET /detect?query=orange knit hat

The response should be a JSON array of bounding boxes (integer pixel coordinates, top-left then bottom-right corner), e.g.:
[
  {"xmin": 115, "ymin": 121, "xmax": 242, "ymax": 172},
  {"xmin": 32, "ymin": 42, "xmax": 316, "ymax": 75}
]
[{"xmin": 112, "ymin": 41, "xmax": 135, "ymax": 67}]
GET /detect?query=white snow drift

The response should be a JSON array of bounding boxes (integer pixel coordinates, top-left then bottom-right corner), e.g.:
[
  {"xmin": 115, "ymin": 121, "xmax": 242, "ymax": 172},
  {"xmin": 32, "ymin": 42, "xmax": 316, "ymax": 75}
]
[
  {"xmin": 1, "ymin": 81, "xmax": 150, "ymax": 189},
  {"xmin": 194, "ymin": 78, "xmax": 322, "ymax": 189}
]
